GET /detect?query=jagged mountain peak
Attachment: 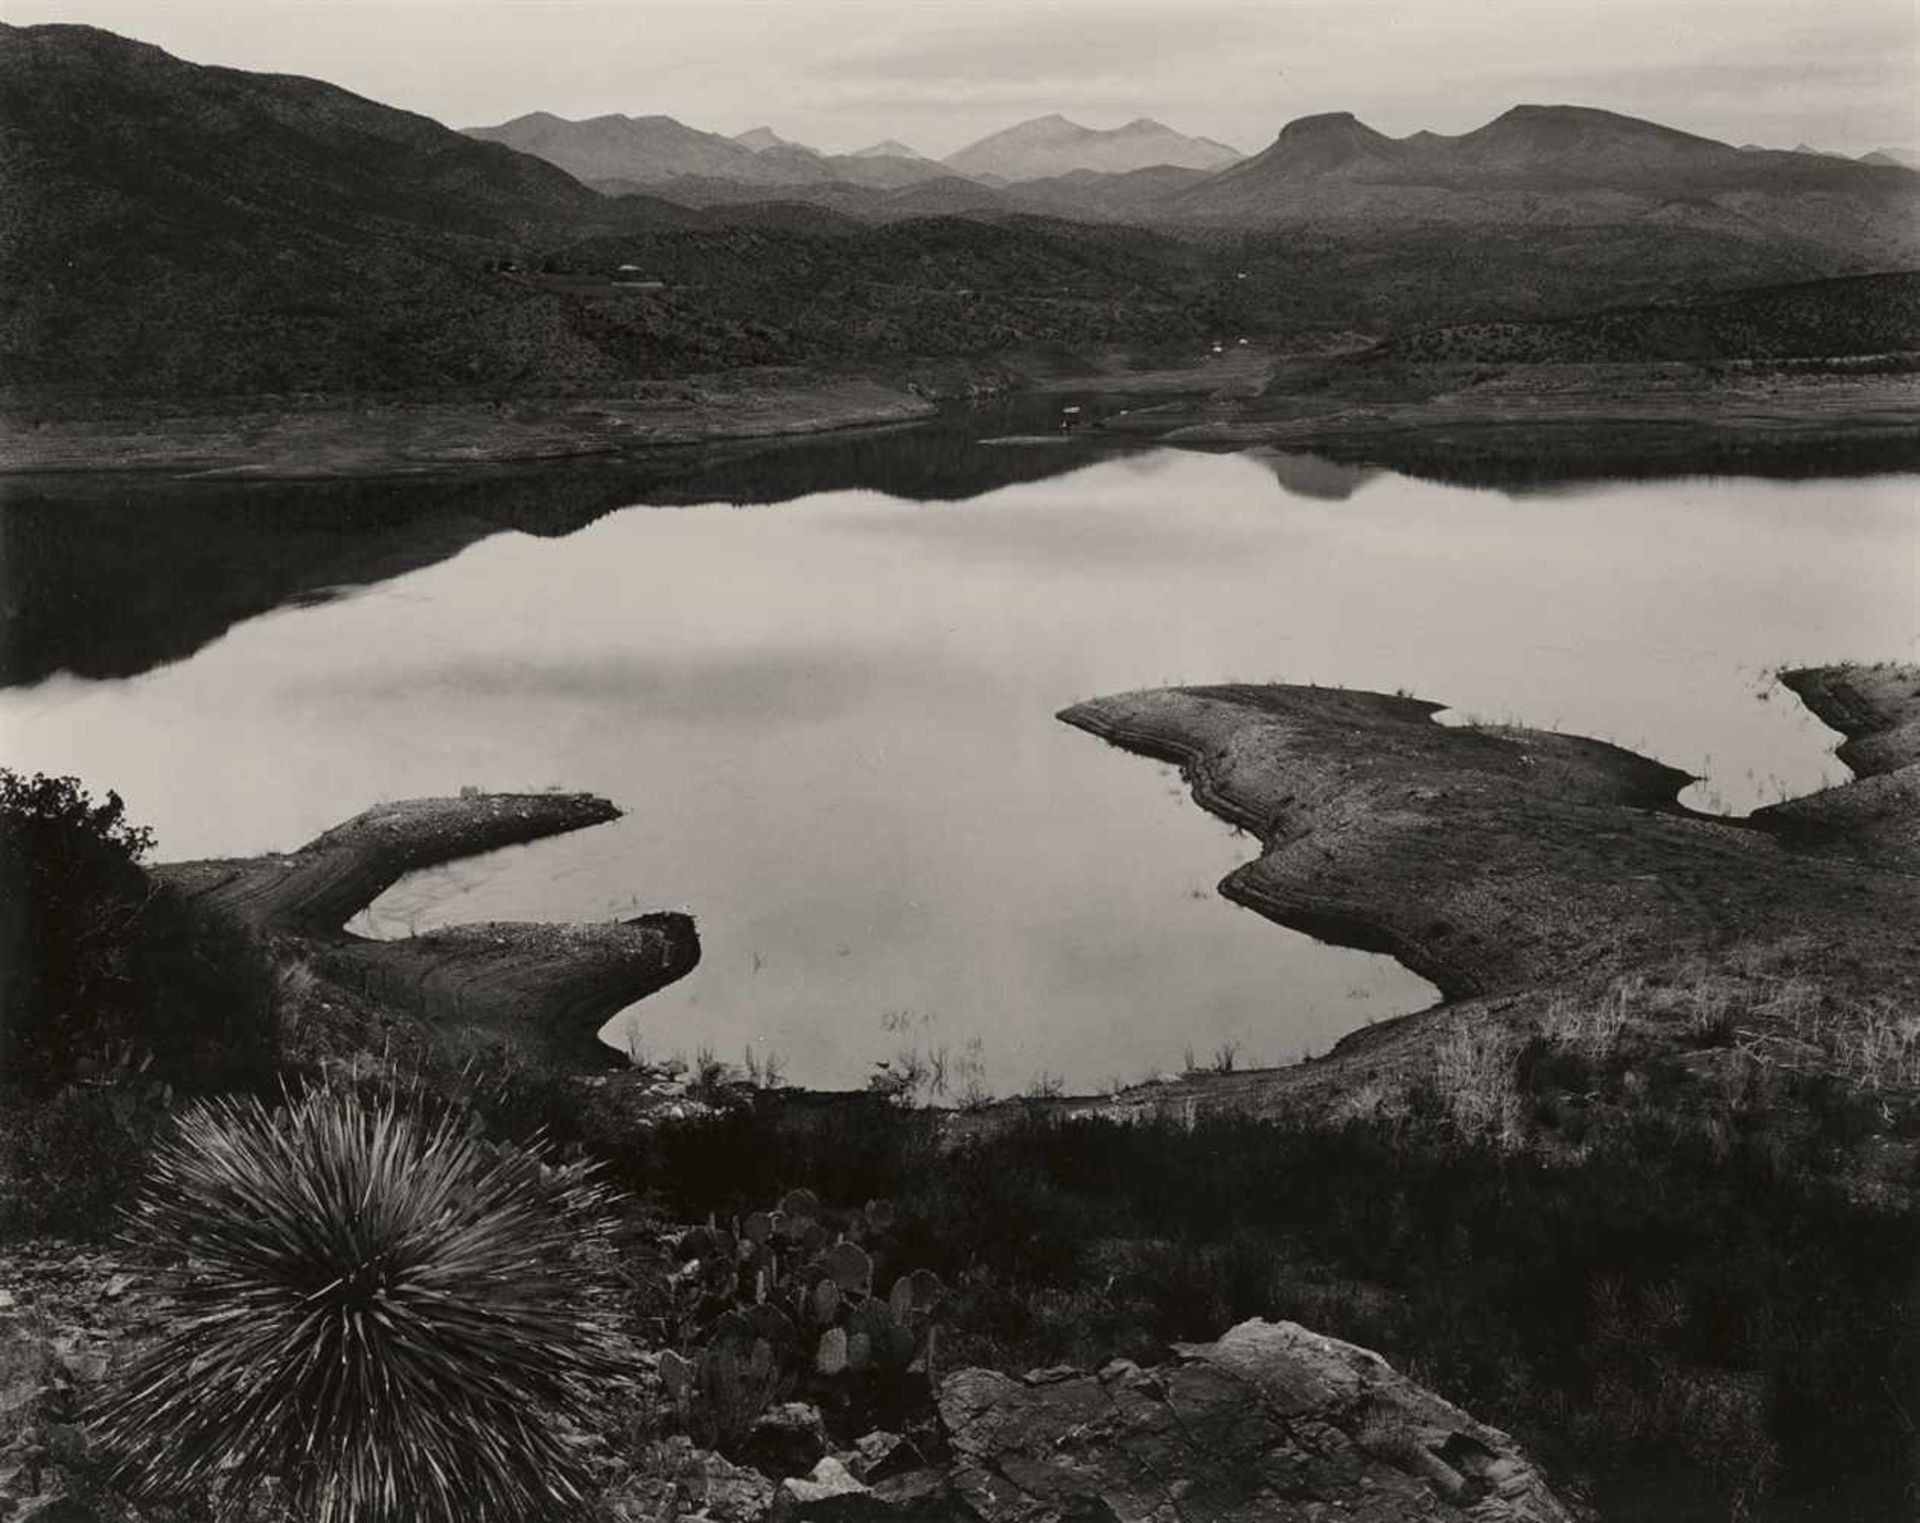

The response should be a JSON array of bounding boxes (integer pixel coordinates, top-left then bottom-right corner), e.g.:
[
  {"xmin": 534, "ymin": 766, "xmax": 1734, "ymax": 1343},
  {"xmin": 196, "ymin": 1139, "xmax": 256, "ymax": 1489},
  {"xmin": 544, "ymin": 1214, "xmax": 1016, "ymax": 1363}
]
[
  {"xmin": 851, "ymin": 137, "xmax": 928, "ymax": 161},
  {"xmin": 944, "ymin": 113, "xmax": 1241, "ymax": 181}
]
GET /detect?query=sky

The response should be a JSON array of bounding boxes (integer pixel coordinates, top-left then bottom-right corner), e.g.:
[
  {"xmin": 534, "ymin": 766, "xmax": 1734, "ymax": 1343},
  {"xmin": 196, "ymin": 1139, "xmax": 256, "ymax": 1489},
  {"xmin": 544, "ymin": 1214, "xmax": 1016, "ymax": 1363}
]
[{"xmin": 4, "ymin": 0, "xmax": 1916, "ymax": 158}]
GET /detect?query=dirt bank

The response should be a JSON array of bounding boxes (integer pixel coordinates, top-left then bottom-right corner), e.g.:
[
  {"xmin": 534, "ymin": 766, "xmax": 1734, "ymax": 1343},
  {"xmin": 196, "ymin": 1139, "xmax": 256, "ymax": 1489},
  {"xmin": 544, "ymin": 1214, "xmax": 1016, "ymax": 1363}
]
[
  {"xmin": 157, "ymin": 793, "xmax": 699, "ymax": 1070},
  {"xmin": 0, "ymin": 376, "xmax": 938, "ymax": 477},
  {"xmin": 1047, "ymin": 662, "xmax": 1920, "ymax": 1132},
  {"xmin": 1140, "ymin": 365, "xmax": 1920, "ymax": 459}
]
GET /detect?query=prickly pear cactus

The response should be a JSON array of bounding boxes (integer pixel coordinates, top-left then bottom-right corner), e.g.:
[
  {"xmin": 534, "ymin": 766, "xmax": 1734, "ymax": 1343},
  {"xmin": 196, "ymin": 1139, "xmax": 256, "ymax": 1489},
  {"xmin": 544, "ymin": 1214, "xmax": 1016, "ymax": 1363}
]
[{"xmin": 652, "ymin": 1189, "xmax": 947, "ymax": 1450}]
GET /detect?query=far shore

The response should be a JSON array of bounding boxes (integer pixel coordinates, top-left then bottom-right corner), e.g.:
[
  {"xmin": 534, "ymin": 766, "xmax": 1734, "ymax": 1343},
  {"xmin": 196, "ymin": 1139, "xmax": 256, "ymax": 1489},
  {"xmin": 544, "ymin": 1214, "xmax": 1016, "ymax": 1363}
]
[
  {"xmin": 1111, "ymin": 361, "xmax": 1920, "ymax": 451},
  {"xmin": 3, "ymin": 354, "xmax": 1916, "ymax": 479},
  {"xmin": 0, "ymin": 374, "xmax": 945, "ymax": 478}
]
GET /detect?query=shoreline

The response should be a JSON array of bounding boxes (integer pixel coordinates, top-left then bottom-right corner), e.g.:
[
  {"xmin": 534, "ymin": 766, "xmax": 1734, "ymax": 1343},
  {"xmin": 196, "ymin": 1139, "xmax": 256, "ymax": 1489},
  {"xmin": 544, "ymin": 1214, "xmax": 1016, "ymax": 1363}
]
[
  {"xmin": 1125, "ymin": 364, "xmax": 1920, "ymax": 457},
  {"xmin": 7, "ymin": 357, "xmax": 1916, "ymax": 481},
  {"xmin": 1014, "ymin": 661, "xmax": 1920, "ymax": 1139},
  {"xmin": 158, "ymin": 792, "xmax": 700, "ymax": 1071},
  {"xmin": 0, "ymin": 376, "xmax": 942, "ymax": 478}
]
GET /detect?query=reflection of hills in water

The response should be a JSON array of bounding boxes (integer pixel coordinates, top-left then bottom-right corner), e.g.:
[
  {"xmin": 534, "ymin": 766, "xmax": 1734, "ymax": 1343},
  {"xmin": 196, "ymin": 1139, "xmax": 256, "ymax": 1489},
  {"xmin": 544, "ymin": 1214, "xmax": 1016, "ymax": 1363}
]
[
  {"xmin": 3, "ymin": 404, "xmax": 1914, "ymax": 687},
  {"xmin": 1311, "ymin": 422, "xmax": 1920, "ymax": 492},
  {"xmin": 0, "ymin": 401, "xmax": 1108, "ymax": 687},
  {"xmin": 1248, "ymin": 450, "xmax": 1381, "ymax": 501}
]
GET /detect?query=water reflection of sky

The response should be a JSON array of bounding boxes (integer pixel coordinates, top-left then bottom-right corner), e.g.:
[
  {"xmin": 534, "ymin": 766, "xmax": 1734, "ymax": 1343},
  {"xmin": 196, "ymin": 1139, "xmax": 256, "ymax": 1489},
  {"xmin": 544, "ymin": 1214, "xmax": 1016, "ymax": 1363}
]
[{"xmin": 2, "ymin": 449, "xmax": 1913, "ymax": 1090}]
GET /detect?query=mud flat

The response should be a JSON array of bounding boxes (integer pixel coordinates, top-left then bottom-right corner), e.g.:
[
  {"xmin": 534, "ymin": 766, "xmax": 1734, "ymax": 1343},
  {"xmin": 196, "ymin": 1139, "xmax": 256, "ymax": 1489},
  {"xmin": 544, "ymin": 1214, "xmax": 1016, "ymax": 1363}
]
[
  {"xmin": 157, "ymin": 793, "xmax": 698, "ymax": 1069},
  {"xmin": 0, "ymin": 376, "xmax": 936, "ymax": 477},
  {"xmin": 1052, "ymin": 662, "xmax": 1920, "ymax": 1125},
  {"xmin": 1144, "ymin": 364, "xmax": 1912, "ymax": 455}
]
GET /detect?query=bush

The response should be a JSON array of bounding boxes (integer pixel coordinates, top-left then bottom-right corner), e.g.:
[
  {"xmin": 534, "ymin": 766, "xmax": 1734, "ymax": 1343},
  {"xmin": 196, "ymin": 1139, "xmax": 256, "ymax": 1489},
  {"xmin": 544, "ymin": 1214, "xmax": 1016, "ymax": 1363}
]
[
  {"xmin": 90, "ymin": 1089, "xmax": 622, "ymax": 1522},
  {"xmin": 0, "ymin": 770, "xmax": 154, "ymax": 1092},
  {"xmin": 0, "ymin": 1086, "xmax": 147, "ymax": 1238},
  {"xmin": 775, "ymin": 1105, "xmax": 1916, "ymax": 1522},
  {"xmin": 0, "ymin": 768, "xmax": 278, "ymax": 1097}
]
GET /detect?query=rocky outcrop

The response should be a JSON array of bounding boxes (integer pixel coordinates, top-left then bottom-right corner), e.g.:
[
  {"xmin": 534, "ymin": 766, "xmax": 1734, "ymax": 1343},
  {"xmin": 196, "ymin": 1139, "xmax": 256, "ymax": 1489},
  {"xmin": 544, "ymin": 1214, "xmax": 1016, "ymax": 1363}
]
[
  {"xmin": 1052, "ymin": 662, "xmax": 1920, "ymax": 1125},
  {"xmin": 157, "ymin": 793, "xmax": 620, "ymax": 937},
  {"xmin": 1758, "ymin": 664, "xmax": 1920, "ymax": 870},
  {"xmin": 938, "ymin": 1319, "xmax": 1579, "ymax": 1522},
  {"xmin": 4, "ymin": 1246, "xmax": 1573, "ymax": 1521},
  {"xmin": 155, "ymin": 793, "xmax": 699, "ymax": 1069}
]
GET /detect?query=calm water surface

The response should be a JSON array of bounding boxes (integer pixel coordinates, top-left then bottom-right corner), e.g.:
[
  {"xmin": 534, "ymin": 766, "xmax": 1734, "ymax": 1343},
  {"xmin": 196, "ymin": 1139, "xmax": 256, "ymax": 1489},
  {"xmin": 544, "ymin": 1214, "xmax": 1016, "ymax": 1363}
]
[{"xmin": 2, "ymin": 442, "xmax": 1913, "ymax": 1090}]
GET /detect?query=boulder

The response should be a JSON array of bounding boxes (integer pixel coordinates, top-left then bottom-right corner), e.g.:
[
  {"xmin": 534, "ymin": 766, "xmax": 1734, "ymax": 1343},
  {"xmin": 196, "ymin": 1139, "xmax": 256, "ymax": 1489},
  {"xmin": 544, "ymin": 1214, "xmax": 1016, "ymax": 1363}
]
[
  {"xmin": 772, "ymin": 1457, "xmax": 872, "ymax": 1519},
  {"xmin": 845, "ymin": 1429, "xmax": 913, "ymax": 1482},
  {"xmin": 771, "ymin": 1455, "xmax": 962, "ymax": 1521},
  {"xmin": 938, "ymin": 1318, "xmax": 1580, "ymax": 1522},
  {"xmin": 744, "ymin": 1401, "xmax": 831, "ymax": 1477}
]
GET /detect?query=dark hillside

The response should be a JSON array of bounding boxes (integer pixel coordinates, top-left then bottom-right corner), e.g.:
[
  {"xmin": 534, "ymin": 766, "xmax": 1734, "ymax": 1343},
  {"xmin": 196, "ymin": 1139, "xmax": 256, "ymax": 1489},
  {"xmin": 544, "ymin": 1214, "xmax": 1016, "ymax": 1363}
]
[
  {"xmin": 0, "ymin": 25, "xmax": 1211, "ymax": 399},
  {"xmin": 1384, "ymin": 270, "xmax": 1920, "ymax": 362},
  {"xmin": 0, "ymin": 23, "xmax": 675, "ymax": 394},
  {"xmin": 529, "ymin": 216, "xmax": 1211, "ymax": 370},
  {"xmin": 4, "ymin": 26, "xmax": 1914, "ymax": 404},
  {"xmin": 0, "ymin": 23, "xmax": 631, "ymax": 256},
  {"xmin": 1183, "ymin": 223, "xmax": 1865, "ymax": 345}
]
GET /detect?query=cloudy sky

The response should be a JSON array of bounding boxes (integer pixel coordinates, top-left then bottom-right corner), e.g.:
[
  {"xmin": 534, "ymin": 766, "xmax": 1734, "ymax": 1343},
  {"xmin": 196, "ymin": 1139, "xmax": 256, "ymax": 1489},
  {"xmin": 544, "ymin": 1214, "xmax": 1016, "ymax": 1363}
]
[{"xmin": 6, "ymin": 0, "xmax": 1915, "ymax": 157}]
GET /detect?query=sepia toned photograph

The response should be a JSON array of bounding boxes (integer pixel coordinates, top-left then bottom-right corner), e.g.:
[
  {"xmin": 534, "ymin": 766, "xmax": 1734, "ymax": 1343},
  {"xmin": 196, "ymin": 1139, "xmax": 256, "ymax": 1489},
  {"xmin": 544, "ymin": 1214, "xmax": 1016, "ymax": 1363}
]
[{"xmin": 0, "ymin": 1, "xmax": 1915, "ymax": 1518}]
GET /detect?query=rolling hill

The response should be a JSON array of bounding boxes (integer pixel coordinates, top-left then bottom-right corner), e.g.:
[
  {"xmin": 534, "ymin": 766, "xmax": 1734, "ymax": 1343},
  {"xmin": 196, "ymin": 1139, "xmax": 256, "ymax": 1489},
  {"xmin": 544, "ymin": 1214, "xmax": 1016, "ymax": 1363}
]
[
  {"xmin": 4, "ymin": 22, "xmax": 1913, "ymax": 408},
  {"xmin": 0, "ymin": 23, "xmax": 735, "ymax": 394},
  {"xmin": 1167, "ymin": 105, "xmax": 1920, "ymax": 267},
  {"xmin": 0, "ymin": 24, "xmax": 1223, "ymax": 399}
]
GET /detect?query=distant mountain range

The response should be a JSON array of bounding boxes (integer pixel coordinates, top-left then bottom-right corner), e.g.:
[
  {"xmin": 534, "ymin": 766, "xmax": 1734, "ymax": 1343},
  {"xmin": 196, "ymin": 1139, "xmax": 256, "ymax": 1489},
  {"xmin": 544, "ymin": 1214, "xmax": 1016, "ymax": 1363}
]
[
  {"xmin": 3, "ymin": 21, "xmax": 1915, "ymax": 404},
  {"xmin": 1157, "ymin": 105, "xmax": 1918, "ymax": 266},
  {"xmin": 466, "ymin": 110, "xmax": 1245, "ymax": 191},
  {"xmin": 468, "ymin": 111, "xmax": 956, "ymax": 192},
  {"xmin": 469, "ymin": 101, "xmax": 1916, "ymax": 269}
]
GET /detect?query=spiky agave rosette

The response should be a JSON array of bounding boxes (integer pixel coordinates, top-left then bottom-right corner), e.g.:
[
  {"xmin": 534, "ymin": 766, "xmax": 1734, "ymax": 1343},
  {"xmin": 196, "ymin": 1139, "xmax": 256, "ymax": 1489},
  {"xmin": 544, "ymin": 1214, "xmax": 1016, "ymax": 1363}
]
[{"xmin": 89, "ymin": 1090, "xmax": 622, "ymax": 1523}]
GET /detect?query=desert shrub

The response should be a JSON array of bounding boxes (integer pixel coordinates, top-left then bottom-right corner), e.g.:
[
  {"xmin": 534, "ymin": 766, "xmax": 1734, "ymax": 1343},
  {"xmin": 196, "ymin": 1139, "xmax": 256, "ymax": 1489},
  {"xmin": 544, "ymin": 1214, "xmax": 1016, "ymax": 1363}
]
[
  {"xmin": 808, "ymin": 1106, "xmax": 1916, "ymax": 1522},
  {"xmin": 0, "ymin": 770, "xmax": 155, "ymax": 1093},
  {"xmin": 0, "ymin": 1085, "xmax": 147, "ymax": 1237},
  {"xmin": 90, "ymin": 1089, "xmax": 622, "ymax": 1523},
  {"xmin": 0, "ymin": 768, "xmax": 278, "ymax": 1096}
]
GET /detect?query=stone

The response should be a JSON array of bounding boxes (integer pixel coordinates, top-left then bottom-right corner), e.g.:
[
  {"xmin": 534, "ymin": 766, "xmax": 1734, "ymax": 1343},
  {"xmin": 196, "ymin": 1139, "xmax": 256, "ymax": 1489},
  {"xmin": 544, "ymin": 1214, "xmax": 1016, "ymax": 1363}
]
[
  {"xmin": 772, "ymin": 1457, "xmax": 882, "ymax": 1521},
  {"xmin": 869, "ymin": 1467, "xmax": 956, "ymax": 1516},
  {"xmin": 938, "ymin": 1318, "xmax": 1579, "ymax": 1523},
  {"xmin": 846, "ymin": 1429, "xmax": 913, "ymax": 1481},
  {"xmin": 743, "ymin": 1400, "xmax": 831, "ymax": 1477},
  {"xmin": 604, "ymin": 1436, "xmax": 775, "ymax": 1523}
]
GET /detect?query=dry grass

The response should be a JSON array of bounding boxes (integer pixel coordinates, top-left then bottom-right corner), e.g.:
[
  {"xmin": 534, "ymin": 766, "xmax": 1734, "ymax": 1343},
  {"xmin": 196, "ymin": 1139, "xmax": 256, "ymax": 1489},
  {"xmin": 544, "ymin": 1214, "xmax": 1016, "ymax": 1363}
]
[
  {"xmin": 1540, "ymin": 979, "xmax": 1638, "ymax": 1057},
  {"xmin": 1540, "ymin": 960, "xmax": 1920, "ymax": 1095},
  {"xmin": 1431, "ymin": 1024, "xmax": 1524, "ymax": 1146}
]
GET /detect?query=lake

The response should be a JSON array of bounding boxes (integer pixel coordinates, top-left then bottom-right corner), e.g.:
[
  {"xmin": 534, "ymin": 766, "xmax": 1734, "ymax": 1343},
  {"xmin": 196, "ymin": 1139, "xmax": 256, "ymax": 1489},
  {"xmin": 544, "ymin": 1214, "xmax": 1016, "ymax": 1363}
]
[{"xmin": 1, "ymin": 421, "xmax": 1913, "ymax": 1092}]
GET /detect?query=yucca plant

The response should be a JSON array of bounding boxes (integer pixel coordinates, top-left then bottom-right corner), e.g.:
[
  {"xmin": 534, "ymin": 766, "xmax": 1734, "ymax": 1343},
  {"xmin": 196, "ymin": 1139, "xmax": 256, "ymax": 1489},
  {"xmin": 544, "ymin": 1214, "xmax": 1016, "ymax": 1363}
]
[{"xmin": 90, "ymin": 1089, "xmax": 621, "ymax": 1523}]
